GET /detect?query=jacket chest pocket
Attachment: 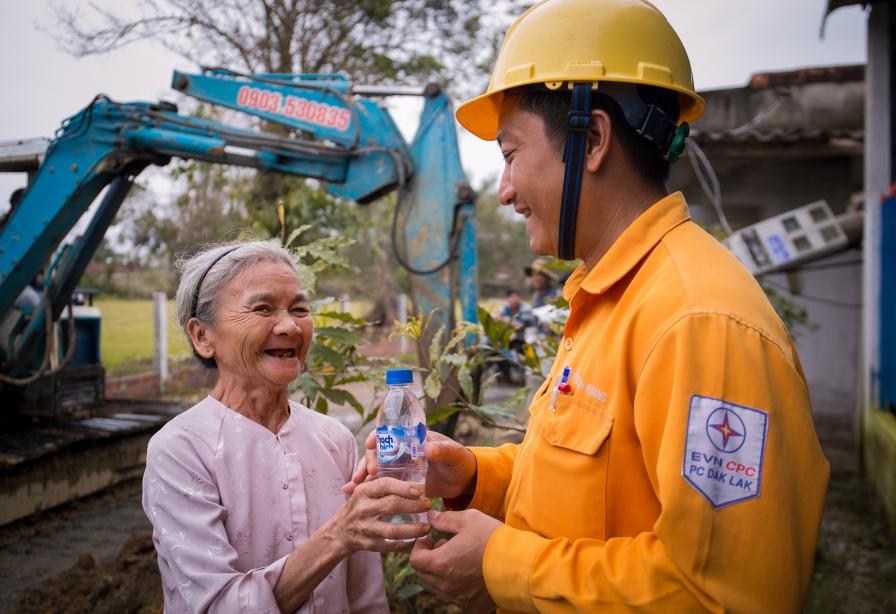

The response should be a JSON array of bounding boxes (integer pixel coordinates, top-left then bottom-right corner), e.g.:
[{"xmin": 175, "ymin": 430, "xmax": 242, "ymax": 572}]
[
  {"xmin": 542, "ymin": 394, "xmax": 614, "ymax": 454},
  {"xmin": 509, "ymin": 395, "xmax": 614, "ymax": 539}
]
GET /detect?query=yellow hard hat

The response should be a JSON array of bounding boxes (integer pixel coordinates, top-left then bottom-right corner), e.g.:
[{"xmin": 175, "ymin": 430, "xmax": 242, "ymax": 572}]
[{"xmin": 456, "ymin": 0, "xmax": 705, "ymax": 140}]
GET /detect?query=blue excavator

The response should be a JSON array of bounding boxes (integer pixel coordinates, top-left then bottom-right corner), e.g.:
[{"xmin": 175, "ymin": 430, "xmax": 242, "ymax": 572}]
[{"xmin": 0, "ymin": 67, "xmax": 478, "ymax": 418}]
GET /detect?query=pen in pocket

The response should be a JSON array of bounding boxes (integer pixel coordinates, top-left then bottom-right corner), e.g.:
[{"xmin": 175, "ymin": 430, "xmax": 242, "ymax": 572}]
[{"xmin": 549, "ymin": 365, "xmax": 572, "ymax": 412}]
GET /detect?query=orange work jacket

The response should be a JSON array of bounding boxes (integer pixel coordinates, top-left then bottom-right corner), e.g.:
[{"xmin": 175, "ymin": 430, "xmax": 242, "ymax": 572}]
[{"xmin": 463, "ymin": 192, "xmax": 829, "ymax": 613}]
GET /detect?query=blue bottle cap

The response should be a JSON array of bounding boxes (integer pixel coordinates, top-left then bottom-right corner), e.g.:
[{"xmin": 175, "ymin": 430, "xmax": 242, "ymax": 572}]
[{"xmin": 386, "ymin": 368, "xmax": 414, "ymax": 385}]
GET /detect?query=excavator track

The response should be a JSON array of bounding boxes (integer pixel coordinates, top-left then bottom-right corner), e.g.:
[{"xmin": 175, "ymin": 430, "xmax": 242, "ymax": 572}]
[{"xmin": 0, "ymin": 400, "xmax": 183, "ymax": 527}]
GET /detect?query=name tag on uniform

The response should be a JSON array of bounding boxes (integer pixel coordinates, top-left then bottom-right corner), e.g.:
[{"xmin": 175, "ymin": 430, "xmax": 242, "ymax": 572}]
[{"xmin": 682, "ymin": 394, "xmax": 768, "ymax": 509}]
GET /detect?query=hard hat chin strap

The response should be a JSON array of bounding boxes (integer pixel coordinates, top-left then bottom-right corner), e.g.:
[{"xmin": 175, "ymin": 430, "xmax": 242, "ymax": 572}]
[
  {"xmin": 557, "ymin": 83, "xmax": 690, "ymax": 260},
  {"xmin": 558, "ymin": 83, "xmax": 592, "ymax": 261}
]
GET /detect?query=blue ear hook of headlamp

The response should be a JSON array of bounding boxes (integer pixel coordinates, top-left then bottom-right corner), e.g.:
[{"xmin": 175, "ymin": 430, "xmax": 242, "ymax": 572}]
[{"xmin": 558, "ymin": 83, "xmax": 592, "ymax": 261}]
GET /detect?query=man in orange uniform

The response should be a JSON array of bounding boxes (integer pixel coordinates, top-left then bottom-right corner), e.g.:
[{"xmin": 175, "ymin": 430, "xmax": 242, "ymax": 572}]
[{"xmin": 350, "ymin": 0, "xmax": 829, "ymax": 611}]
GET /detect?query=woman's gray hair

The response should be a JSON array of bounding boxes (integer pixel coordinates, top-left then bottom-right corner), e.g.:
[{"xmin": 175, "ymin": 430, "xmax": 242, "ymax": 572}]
[{"xmin": 174, "ymin": 240, "xmax": 299, "ymax": 368}]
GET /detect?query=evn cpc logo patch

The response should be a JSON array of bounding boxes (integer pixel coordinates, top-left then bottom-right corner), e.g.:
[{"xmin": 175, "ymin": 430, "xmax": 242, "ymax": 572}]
[{"xmin": 682, "ymin": 394, "xmax": 768, "ymax": 509}]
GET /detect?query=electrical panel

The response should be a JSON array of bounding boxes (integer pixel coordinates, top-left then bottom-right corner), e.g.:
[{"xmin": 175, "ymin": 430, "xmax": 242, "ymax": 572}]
[{"xmin": 723, "ymin": 200, "xmax": 848, "ymax": 275}]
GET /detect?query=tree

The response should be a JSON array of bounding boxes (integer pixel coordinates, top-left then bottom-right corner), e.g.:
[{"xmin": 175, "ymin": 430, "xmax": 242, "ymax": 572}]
[
  {"xmin": 102, "ymin": 161, "xmax": 253, "ymax": 292},
  {"xmin": 473, "ymin": 181, "xmax": 532, "ymax": 297},
  {"xmin": 51, "ymin": 0, "xmax": 513, "ymax": 95}
]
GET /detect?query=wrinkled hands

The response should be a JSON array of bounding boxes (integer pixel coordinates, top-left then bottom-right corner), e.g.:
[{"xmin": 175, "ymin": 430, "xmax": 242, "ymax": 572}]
[
  {"xmin": 342, "ymin": 429, "xmax": 478, "ymax": 500},
  {"xmin": 331, "ymin": 477, "xmax": 431, "ymax": 554},
  {"xmin": 342, "ymin": 429, "xmax": 498, "ymax": 612},
  {"xmin": 333, "ymin": 428, "xmax": 477, "ymax": 555}
]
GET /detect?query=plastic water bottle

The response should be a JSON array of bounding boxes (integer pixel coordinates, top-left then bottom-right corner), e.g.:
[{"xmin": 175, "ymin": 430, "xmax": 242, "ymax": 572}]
[{"xmin": 376, "ymin": 368, "xmax": 428, "ymax": 531}]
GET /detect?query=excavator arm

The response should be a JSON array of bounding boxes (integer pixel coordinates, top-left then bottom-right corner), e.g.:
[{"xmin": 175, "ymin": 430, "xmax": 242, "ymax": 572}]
[{"xmin": 0, "ymin": 68, "xmax": 477, "ymax": 385}]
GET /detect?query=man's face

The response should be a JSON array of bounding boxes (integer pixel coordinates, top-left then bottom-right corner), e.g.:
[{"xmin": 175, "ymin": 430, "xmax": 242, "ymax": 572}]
[
  {"xmin": 496, "ymin": 96, "xmax": 565, "ymax": 256},
  {"xmin": 507, "ymin": 292, "xmax": 520, "ymax": 309}
]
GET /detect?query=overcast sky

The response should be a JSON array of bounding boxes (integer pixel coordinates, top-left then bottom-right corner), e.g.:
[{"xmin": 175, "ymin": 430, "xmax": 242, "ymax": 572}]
[{"xmin": 0, "ymin": 0, "xmax": 868, "ymax": 210}]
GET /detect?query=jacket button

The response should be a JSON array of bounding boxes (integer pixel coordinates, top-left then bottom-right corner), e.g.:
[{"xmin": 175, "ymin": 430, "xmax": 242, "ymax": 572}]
[
  {"xmin": 282, "ymin": 483, "xmax": 289, "ymax": 489},
  {"xmin": 564, "ymin": 337, "xmax": 573, "ymax": 351},
  {"xmin": 286, "ymin": 534, "xmax": 294, "ymax": 541}
]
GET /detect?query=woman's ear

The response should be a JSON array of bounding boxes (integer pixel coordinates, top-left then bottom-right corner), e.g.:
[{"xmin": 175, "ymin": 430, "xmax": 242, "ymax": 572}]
[
  {"xmin": 187, "ymin": 318, "xmax": 215, "ymax": 360},
  {"xmin": 585, "ymin": 109, "xmax": 612, "ymax": 173}
]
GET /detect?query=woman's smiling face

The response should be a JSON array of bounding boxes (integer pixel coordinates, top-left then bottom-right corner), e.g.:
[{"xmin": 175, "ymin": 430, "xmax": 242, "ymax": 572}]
[{"xmin": 201, "ymin": 259, "xmax": 313, "ymax": 390}]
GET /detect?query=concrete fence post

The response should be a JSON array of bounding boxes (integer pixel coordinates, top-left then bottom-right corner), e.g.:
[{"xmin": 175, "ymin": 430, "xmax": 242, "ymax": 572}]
[
  {"xmin": 397, "ymin": 293, "xmax": 408, "ymax": 353},
  {"xmin": 153, "ymin": 292, "xmax": 168, "ymax": 392}
]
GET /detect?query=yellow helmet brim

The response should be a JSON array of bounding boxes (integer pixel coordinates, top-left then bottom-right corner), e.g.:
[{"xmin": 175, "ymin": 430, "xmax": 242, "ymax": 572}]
[{"xmin": 454, "ymin": 0, "xmax": 707, "ymax": 141}]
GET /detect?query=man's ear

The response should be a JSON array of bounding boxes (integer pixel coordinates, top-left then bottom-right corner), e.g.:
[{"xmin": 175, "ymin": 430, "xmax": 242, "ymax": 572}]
[
  {"xmin": 585, "ymin": 109, "xmax": 612, "ymax": 173},
  {"xmin": 187, "ymin": 318, "xmax": 215, "ymax": 360}
]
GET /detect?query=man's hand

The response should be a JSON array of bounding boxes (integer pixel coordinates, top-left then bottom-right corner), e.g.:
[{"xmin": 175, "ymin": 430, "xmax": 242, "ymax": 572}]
[
  {"xmin": 410, "ymin": 510, "xmax": 501, "ymax": 614},
  {"xmin": 421, "ymin": 431, "xmax": 478, "ymax": 499},
  {"xmin": 342, "ymin": 430, "xmax": 477, "ymax": 500}
]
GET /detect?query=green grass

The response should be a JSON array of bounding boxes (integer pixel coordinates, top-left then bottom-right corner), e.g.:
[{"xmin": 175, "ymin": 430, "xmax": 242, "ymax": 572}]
[{"xmin": 95, "ymin": 297, "xmax": 191, "ymax": 373}]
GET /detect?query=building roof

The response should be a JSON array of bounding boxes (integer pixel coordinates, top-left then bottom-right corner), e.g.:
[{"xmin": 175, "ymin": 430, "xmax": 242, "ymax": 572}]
[{"xmin": 691, "ymin": 65, "xmax": 864, "ymax": 151}]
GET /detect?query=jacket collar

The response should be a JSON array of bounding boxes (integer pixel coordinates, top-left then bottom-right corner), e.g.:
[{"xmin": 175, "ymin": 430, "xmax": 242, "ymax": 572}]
[{"xmin": 563, "ymin": 191, "xmax": 691, "ymax": 300}]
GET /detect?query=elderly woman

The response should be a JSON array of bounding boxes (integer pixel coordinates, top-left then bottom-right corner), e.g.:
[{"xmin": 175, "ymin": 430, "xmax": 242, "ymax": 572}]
[{"xmin": 142, "ymin": 240, "xmax": 430, "ymax": 613}]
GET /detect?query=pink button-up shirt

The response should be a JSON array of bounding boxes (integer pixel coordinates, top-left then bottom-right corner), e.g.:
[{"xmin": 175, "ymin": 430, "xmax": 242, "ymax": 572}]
[{"xmin": 142, "ymin": 396, "xmax": 388, "ymax": 613}]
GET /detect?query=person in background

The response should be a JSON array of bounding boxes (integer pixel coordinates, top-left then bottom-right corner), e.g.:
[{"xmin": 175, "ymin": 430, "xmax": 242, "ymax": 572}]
[
  {"xmin": 498, "ymin": 289, "xmax": 533, "ymax": 331},
  {"xmin": 525, "ymin": 257, "xmax": 559, "ymax": 308},
  {"xmin": 496, "ymin": 289, "xmax": 535, "ymax": 383},
  {"xmin": 142, "ymin": 240, "xmax": 430, "ymax": 613}
]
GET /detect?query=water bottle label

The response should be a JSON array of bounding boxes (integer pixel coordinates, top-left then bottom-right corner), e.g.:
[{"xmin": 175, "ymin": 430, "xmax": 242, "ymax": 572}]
[
  {"xmin": 376, "ymin": 423, "xmax": 426, "ymax": 464},
  {"xmin": 376, "ymin": 425, "xmax": 405, "ymax": 463}
]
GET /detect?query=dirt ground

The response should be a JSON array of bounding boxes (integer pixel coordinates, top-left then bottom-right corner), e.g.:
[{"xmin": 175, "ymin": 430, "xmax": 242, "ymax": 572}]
[{"xmin": 1, "ymin": 408, "xmax": 893, "ymax": 613}]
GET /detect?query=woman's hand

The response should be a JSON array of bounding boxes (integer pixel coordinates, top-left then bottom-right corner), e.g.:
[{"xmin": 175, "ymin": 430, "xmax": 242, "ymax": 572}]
[
  {"xmin": 342, "ymin": 430, "xmax": 477, "ymax": 500},
  {"xmin": 331, "ymin": 477, "xmax": 431, "ymax": 553}
]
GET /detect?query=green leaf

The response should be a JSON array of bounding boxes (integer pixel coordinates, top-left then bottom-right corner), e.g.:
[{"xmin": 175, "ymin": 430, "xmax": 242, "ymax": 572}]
[
  {"xmin": 298, "ymin": 371, "xmax": 319, "ymax": 402},
  {"xmin": 320, "ymin": 387, "xmax": 365, "ymax": 414},
  {"xmin": 295, "ymin": 267, "xmax": 317, "ymax": 293},
  {"xmin": 391, "ymin": 562, "xmax": 416, "ymax": 586},
  {"xmin": 444, "ymin": 325, "xmax": 470, "ymax": 354},
  {"xmin": 285, "ymin": 224, "xmax": 313, "ymax": 248},
  {"xmin": 428, "ymin": 325, "xmax": 445, "ymax": 365},
  {"xmin": 316, "ymin": 310, "xmax": 362, "ymax": 324},
  {"xmin": 331, "ymin": 373, "xmax": 371, "ymax": 386},
  {"xmin": 521, "ymin": 343, "xmax": 540, "ymax": 370},
  {"xmin": 479, "ymin": 369, "xmax": 501, "ymax": 395},
  {"xmin": 426, "ymin": 404, "xmax": 463, "ymax": 425},
  {"xmin": 395, "ymin": 582, "xmax": 425, "ymax": 600},
  {"xmin": 423, "ymin": 369, "xmax": 441, "ymax": 400},
  {"xmin": 315, "ymin": 395, "xmax": 328, "ymax": 414},
  {"xmin": 439, "ymin": 352, "xmax": 466, "ymax": 368},
  {"xmin": 314, "ymin": 326, "xmax": 366, "ymax": 346},
  {"xmin": 458, "ymin": 365, "xmax": 473, "ymax": 401},
  {"xmin": 477, "ymin": 305, "xmax": 496, "ymax": 337},
  {"xmin": 307, "ymin": 344, "xmax": 346, "ymax": 371},
  {"xmin": 477, "ymin": 305, "xmax": 513, "ymax": 348}
]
